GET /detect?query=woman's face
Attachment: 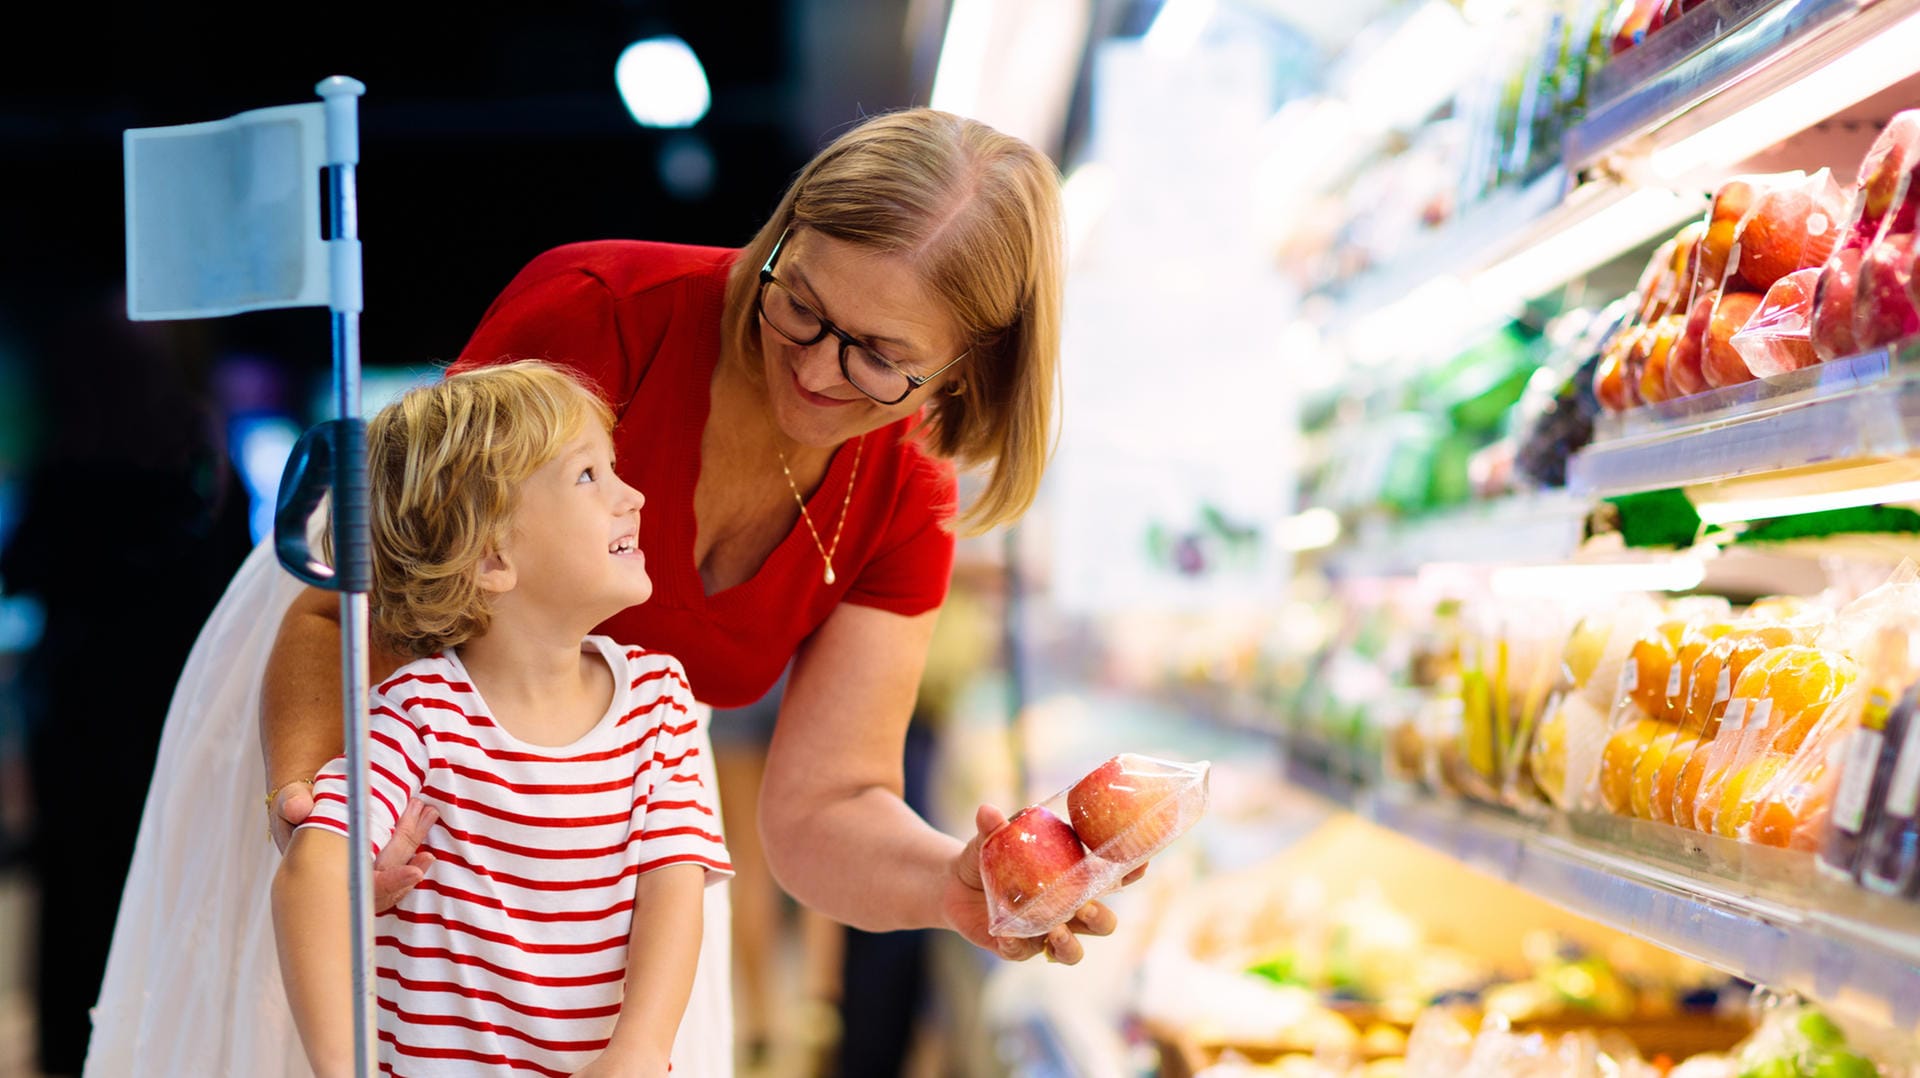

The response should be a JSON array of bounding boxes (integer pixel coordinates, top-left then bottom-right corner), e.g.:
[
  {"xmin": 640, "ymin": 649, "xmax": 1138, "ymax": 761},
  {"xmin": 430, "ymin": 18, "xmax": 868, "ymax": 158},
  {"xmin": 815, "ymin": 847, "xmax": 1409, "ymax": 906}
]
[{"xmin": 757, "ymin": 228, "xmax": 969, "ymax": 449}]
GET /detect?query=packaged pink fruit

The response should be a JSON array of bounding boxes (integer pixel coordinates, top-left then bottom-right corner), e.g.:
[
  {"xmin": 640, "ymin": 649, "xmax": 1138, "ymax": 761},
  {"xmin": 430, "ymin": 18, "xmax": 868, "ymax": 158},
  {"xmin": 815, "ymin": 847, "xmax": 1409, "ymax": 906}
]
[
  {"xmin": 979, "ymin": 753, "xmax": 1209, "ymax": 939},
  {"xmin": 1811, "ymin": 110, "xmax": 1920, "ymax": 360}
]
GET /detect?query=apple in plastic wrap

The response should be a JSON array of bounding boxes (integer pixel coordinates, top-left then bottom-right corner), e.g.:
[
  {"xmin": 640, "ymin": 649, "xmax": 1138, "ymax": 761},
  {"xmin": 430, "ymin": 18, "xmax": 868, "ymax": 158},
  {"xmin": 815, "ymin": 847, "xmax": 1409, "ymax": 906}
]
[
  {"xmin": 979, "ymin": 806, "xmax": 1087, "ymax": 934},
  {"xmin": 1701, "ymin": 291, "xmax": 1765, "ymax": 387},
  {"xmin": 1634, "ymin": 235, "xmax": 1682, "ymax": 324},
  {"xmin": 1696, "ymin": 180, "xmax": 1756, "ymax": 295},
  {"xmin": 1734, "ymin": 175, "xmax": 1842, "ymax": 291},
  {"xmin": 1854, "ymin": 232, "xmax": 1920, "ymax": 351},
  {"xmin": 1596, "ymin": 338, "xmax": 1634, "ymax": 412},
  {"xmin": 1732, "ymin": 268, "xmax": 1822, "ymax": 376},
  {"xmin": 1811, "ymin": 249, "xmax": 1864, "ymax": 360},
  {"xmin": 1637, "ymin": 314, "xmax": 1683, "ymax": 404},
  {"xmin": 1067, "ymin": 753, "xmax": 1203, "ymax": 863},
  {"xmin": 1665, "ymin": 290, "xmax": 1716, "ymax": 398}
]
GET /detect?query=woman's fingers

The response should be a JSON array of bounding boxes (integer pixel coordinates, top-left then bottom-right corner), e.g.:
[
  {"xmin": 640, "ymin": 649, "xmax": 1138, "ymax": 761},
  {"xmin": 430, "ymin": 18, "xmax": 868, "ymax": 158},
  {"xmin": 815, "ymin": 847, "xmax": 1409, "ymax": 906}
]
[
  {"xmin": 373, "ymin": 803, "xmax": 439, "ymax": 912},
  {"xmin": 270, "ymin": 784, "xmax": 315, "ymax": 852},
  {"xmin": 1067, "ymin": 901, "xmax": 1117, "ymax": 937},
  {"xmin": 1043, "ymin": 924, "xmax": 1084, "ymax": 965},
  {"xmin": 1120, "ymin": 862, "xmax": 1148, "ymax": 887}
]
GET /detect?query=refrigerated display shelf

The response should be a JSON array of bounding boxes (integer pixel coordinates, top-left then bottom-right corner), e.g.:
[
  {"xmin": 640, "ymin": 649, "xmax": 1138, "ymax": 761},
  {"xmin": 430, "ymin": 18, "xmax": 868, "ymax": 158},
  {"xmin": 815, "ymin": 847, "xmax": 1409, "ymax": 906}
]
[
  {"xmin": 1567, "ymin": 343, "xmax": 1920, "ymax": 498},
  {"xmin": 1325, "ymin": 492, "xmax": 1592, "ymax": 578},
  {"xmin": 1276, "ymin": 743, "xmax": 1920, "ymax": 1034},
  {"xmin": 1323, "ymin": 0, "xmax": 1920, "ymax": 330},
  {"xmin": 1569, "ymin": 0, "xmax": 1881, "ymax": 170}
]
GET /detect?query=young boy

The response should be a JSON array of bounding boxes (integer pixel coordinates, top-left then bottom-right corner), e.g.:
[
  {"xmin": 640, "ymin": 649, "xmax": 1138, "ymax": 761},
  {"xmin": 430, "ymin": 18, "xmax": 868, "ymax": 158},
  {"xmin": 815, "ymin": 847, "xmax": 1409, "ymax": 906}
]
[{"xmin": 271, "ymin": 361, "xmax": 730, "ymax": 1078}]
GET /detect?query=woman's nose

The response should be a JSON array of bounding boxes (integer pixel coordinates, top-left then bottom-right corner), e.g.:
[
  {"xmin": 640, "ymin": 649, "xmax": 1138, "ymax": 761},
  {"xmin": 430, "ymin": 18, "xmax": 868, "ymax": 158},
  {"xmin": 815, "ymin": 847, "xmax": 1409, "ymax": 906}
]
[{"xmin": 797, "ymin": 337, "xmax": 846, "ymax": 384}]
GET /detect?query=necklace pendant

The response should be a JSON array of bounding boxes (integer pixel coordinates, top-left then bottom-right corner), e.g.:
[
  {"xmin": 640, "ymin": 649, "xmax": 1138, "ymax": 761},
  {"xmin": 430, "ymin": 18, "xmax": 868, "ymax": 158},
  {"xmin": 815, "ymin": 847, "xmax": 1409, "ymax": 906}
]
[{"xmin": 824, "ymin": 563, "xmax": 836, "ymax": 586}]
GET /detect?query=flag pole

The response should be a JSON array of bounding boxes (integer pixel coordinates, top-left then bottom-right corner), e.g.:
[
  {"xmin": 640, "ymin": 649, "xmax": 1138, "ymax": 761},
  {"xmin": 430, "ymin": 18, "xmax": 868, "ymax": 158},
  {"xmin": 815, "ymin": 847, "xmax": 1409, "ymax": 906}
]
[{"xmin": 315, "ymin": 74, "xmax": 377, "ymax": 1078}]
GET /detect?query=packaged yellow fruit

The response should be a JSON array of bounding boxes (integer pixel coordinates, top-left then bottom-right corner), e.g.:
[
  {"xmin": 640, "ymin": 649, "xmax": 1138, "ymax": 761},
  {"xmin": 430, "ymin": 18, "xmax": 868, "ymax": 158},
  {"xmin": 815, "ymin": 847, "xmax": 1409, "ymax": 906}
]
[{"xmin": 1526, "ymin": 596, "xmax": 1661, "ymax": 811}]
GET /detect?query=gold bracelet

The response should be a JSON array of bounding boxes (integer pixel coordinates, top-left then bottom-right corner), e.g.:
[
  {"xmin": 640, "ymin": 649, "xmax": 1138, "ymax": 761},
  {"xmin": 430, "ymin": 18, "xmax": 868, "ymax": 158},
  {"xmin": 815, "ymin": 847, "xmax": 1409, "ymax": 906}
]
[{"xmin": 265, "ymin": 776, "xmax": 315, "ymax": 812}]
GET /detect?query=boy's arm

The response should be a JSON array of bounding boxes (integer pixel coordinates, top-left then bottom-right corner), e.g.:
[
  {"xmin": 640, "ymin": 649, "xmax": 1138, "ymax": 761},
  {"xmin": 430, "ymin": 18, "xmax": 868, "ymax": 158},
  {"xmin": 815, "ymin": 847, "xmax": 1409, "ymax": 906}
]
[
  {"xmin": 581, "ymin": 864, "xmax": 706, "ymax": 1077},
  {"xmin": 271, "ymin": 829, "xmax": 354, "ymax": 1078}
]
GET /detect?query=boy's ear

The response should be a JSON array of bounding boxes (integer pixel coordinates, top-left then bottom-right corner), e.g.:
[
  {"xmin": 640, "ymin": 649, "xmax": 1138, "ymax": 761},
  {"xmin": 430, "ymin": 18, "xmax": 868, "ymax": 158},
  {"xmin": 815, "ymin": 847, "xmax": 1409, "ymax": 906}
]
[{"xmin": 475, "ymin": 549, "xmax": 516, "ymax": 595}]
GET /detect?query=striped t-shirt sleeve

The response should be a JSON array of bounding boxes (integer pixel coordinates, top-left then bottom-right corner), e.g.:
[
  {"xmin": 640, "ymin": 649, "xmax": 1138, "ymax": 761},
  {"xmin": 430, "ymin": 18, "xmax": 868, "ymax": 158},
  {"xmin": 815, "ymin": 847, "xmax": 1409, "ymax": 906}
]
[
  {"xmin": 635, "ymin": 659, "xmax": 732, "ymax": 882},
  {"xmin": 302, "ymin": 689, "xmax": 429, "ymax": 856}
]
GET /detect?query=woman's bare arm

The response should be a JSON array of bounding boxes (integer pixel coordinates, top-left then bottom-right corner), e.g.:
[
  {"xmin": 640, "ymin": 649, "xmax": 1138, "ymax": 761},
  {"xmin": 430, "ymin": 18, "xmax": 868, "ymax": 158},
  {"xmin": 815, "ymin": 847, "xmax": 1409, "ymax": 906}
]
[
  {"xmin": 261, "ymin": 586, "xmax": 434, "ymax": 906},
  {"xmin": 757, "ymin": 603, "xmax": 1119, "ymax": 964}
]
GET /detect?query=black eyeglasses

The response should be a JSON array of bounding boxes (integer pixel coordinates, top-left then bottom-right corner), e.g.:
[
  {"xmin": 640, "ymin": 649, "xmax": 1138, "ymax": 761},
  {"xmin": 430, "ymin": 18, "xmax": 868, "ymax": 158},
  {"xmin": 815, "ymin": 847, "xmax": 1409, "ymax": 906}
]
[{"xmin": 756, "ymin": 227, "xmax": 969, "ymax": 406}]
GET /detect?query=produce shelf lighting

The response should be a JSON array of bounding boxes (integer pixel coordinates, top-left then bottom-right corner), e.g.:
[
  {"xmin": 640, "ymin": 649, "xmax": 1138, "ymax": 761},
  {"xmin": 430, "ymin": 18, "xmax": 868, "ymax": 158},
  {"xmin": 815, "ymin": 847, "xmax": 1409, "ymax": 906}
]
[
  {"xmin": 1468, "ymin": 186, "xmax": 1701, "ymax": 317},
  {"xmin": 1489, "ymin": 556, "xmax": 1708, "ymax": 597},
  {"xmin": 1693, "ymin": 479, "xmax": 1920, "ymax": 525},
  {"xmin": 1648, "ymin": 7, "xmax": 1920, "ymax": 181}
]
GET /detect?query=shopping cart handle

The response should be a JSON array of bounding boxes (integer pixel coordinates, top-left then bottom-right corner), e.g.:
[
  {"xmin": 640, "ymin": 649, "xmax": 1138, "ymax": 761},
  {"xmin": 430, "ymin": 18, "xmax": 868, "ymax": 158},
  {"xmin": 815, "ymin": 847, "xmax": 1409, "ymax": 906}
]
[{"xmin": 274, "ymin": 418, "xmax": 371, "ymax": 593}]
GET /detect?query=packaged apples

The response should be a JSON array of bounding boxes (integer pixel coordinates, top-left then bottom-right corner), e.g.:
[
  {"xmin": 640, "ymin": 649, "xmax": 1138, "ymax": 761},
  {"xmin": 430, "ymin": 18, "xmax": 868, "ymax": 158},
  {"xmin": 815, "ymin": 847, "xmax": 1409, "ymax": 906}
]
[
  {"xmin": 1700, "ymin": 291, "xmax": 1766, "ymax": 387},
  {"xmin": 980, "ymin": 753, "xmax": 1208, "ymax": 939},
  {"xmin": 1730, "ymin": 268, "xmax": 1822, "ymax": 377},
  {"xmin": 1812, "ymin": 111, "xmax": 1920, "ymax": 360}
]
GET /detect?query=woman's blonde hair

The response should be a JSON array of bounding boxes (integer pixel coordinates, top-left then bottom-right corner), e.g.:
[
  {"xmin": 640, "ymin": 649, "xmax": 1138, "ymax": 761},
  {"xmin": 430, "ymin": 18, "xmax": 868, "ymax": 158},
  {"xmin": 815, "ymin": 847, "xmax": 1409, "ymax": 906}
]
[
  {"xmin": 365, "ymin": 360, "xmax": 614, "ymax": 658},
  {"xmin": 723, "ymin": 108, "xmax": 1064, "ymax": 535}
]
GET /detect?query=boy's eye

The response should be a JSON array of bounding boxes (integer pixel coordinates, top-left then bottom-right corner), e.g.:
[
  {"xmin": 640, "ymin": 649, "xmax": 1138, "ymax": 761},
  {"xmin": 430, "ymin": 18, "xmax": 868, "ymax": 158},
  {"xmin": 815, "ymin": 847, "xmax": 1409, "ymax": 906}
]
[{"xmin": 577, "ymin": 466, "xmax": 595, "ymax": 484}]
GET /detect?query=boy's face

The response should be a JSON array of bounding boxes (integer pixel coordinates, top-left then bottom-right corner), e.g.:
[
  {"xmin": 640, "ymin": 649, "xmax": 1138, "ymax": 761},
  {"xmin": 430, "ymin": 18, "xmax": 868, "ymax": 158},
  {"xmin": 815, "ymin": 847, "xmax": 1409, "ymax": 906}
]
[{"xmin": 501, "ymin": 420, "xmax": 651, "ymax": 624}]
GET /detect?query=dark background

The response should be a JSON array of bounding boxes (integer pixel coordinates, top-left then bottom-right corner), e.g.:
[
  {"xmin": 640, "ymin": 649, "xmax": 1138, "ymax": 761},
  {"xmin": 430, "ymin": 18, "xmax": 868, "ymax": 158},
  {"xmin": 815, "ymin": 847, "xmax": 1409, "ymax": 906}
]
[{"xmin": 0, "ymin": 2, "xmax": 1163, "ymax": 1072}]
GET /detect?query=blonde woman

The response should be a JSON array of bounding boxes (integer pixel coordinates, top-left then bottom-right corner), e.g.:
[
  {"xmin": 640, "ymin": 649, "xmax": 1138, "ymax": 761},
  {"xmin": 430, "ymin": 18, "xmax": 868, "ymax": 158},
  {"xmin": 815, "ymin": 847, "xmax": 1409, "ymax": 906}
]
[{"xmin": 89, "ymin": 108, "xmax": 1125, "ymax": 1076}]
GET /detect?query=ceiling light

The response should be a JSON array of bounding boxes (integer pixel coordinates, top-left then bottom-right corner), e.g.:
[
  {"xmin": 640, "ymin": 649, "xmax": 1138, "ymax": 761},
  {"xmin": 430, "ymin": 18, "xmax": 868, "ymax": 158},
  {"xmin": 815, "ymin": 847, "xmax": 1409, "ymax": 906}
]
[{"xmin": 615, "ymin": 37, "xmax": 710, "ymax": 129}]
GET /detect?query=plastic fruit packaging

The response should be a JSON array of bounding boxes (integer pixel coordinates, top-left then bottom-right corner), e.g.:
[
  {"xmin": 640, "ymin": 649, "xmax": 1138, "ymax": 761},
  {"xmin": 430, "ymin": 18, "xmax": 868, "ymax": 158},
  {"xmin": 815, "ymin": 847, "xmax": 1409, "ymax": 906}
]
[
  {"xmin": 1637, "ymin": 314, "xmax": 1684, "ymax": 404},
  {"xmin": 1731, "ymin": 268, "xmax": 1823, "ymax": 377},
  {"xmin": 1701, "ymin": 291, "xmax": 1766, "ymax": 387},
  {"xmin": 981, "ymin": 754, "xmax": 1208, "ymax": 939},
  {"xmin": 1729, "ymin": 168, "xmax": 1844, "ymax": 294},
  {"xmin": 1858, "ymin": 682, "xmax": 1920, "ymax": 895},
  {"xmin": 1812, "ymin": 110, "xmax": 1920, "ymax": 360},
  {"xmin": 1665, "ymin": 288, "xmax": 1716, "ymax": 398},
  {"xmin": 1681, "ymin": 645, "xmax": 1857, "ymax": 834},
  {"xmin": 1853, "ymin": 231, "xmax": 1919, "ymax": 351},
  {"xmin": 1530, "ymin": 596, "xmax": 1661, "ymax": 810}
]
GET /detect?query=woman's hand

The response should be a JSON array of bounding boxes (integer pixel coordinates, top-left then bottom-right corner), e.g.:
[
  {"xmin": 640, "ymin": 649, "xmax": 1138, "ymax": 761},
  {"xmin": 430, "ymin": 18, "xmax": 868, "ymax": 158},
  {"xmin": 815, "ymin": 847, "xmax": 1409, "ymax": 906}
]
[
  {"xmin": 940, "ymin": 804, "xmax": 1145, "ymax": 965},
  {"xmin": 270, "ymin": 787, "xmax": 438, "ymax": 912}
]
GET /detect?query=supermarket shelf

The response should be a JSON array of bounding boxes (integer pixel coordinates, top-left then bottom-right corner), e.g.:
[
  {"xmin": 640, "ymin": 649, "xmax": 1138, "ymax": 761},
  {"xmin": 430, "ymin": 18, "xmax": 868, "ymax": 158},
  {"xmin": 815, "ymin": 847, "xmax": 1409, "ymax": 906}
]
[
  {"xmin": 1324, "ymin": 492, "xmax": 1592, "ymax": 578},
  {"xmin": 1322, "ymin": 0, "xmax": 1920, "ymax": 333},
  {"xmin": 1568, "ymin": 0, "xmax": 1920, "ymax": 178},
  {"xmin": 1277, "ymin": 745, "xmax": 1920, "ymax": 1033},
  {"xmin": 1566, "ymin": 345, "xmax": 1920, "ymax": 499}
]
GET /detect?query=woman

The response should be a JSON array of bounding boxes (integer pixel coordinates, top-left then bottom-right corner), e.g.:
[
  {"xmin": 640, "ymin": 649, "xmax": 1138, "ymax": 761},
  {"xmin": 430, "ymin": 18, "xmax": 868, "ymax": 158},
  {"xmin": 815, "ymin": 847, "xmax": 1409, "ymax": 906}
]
[{"xmin": 89, "ymin": 109, "xmax": 1125, "ymax": 1077}]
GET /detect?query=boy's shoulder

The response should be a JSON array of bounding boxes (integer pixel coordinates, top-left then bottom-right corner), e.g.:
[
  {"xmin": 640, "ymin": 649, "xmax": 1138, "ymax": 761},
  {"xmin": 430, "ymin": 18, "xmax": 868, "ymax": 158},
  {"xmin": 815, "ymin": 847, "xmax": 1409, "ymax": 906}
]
[
  {"xmin": 592, "ymin": 636, "xmax": 694, "ymax": 698},
  {"xmin": 374, "ymin": 651, "xmax": 479, "ymax": 706}
]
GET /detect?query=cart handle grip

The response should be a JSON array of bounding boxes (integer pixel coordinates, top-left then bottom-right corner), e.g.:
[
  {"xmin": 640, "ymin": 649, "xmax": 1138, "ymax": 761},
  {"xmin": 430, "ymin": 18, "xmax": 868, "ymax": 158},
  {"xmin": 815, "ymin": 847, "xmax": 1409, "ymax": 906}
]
[{"xmin": 274, "ymin": 418, "xmax": 371, "ymax": 593}]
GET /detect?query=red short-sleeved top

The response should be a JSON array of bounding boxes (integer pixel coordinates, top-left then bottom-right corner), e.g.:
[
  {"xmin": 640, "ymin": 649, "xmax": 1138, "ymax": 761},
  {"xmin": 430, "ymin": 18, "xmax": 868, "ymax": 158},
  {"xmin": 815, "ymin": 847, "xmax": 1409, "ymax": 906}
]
[{"xmin": 450, "ymin": 241, "xmax": 957, "ymax": 708}]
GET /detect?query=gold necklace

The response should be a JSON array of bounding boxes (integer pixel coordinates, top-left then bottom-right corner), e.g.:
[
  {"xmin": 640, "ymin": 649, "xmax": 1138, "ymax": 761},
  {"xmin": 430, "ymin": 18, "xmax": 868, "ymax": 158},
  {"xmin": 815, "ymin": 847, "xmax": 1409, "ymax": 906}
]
[{"xmin": 778, "ymin": 434, "xmax": 863, "ymax": 586}]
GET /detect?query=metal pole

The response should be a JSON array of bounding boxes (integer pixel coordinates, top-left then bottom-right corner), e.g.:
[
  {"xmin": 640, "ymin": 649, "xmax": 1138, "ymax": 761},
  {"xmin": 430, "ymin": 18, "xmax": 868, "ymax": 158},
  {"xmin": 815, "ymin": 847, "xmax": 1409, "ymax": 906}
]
[{"xmin": 316, "ymin": 74, "xmax": 375, "ymax": 1078}]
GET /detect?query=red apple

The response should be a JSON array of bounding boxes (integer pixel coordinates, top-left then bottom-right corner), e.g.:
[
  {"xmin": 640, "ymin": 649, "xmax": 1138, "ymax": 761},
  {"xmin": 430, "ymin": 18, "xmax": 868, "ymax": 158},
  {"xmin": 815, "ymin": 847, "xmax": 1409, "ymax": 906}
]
[
  {"xmin": 1067, "ymin": 754, "xmax": 1195, "ymax": 863},
  {"xmin": 1702, "ymin": 291, "xmax": 1765, "ymax": 387},
  {"xmin": 979, "ymin": 805, "xmax": 1086, "ymax": 932},
  {"xmin": 1855, "ymin": 232, "xmax": 1920, "ymax": 350},
  {"xmin": 1666, "ymin": 293, "xmax": 1716, "ymax": 398},
  {"xmin": 1732, "ymin": 268, "xmax": 1821, "ymax": 376},
  {"xmin": 1811, "ymin": 250, "xmax": 1863, "ymax": 360}
]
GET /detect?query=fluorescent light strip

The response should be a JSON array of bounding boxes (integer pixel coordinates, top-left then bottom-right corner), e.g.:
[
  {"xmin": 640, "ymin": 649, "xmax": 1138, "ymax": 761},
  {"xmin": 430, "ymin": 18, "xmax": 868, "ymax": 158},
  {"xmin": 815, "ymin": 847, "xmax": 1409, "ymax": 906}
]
[
  {"xmin": 1469, "ymin": 186, "xmax": 1700, "ymax": 315},
  {"xmin": 1649, "ymin": 9, "xmax": 1920, "ymax": 181},
  {"xmin": 1490, "ymin": 557, "xmax": 1708, "ymax": 597},
  {"xmin": 1694, "ymin": 479, "xmax": 1920, "ymax": 525}
]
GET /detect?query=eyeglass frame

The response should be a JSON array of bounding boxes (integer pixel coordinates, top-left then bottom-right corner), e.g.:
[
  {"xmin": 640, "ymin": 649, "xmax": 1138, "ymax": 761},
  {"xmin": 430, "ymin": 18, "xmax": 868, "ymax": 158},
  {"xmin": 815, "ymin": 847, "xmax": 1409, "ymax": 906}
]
[{"xmin": 756, "ymin": 227, "xmax": 970, "ymax": 406}]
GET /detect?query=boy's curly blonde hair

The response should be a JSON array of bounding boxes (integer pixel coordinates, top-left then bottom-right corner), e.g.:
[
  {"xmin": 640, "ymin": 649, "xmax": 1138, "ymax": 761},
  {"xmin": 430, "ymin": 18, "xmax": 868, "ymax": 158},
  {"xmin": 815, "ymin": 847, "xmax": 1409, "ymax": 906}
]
[{"xmin": 367, "ymin": 360, "xmax": 614, "ymax": 658}]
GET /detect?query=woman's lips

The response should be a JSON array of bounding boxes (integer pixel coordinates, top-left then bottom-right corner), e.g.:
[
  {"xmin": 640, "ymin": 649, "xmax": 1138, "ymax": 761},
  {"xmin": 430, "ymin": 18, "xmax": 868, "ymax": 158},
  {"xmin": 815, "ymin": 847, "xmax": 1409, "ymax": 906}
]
[{"xmin": 791, "ymin": 367, "xmax": 860, "ymax": 408}]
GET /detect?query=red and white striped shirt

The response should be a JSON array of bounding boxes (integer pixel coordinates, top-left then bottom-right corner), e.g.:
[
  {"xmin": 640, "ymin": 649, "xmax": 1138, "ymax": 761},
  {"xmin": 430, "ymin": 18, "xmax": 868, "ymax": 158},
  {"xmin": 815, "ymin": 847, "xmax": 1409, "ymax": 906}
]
[{"xmin": 303, "ymin": 635, "xmax": 731, "ymax": 1077}]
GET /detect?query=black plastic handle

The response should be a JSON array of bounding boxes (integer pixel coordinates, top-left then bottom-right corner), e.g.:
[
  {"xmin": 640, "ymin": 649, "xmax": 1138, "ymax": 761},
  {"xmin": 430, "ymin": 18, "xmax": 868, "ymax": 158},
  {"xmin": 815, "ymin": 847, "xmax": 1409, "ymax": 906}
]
[{"xmin": 274, "ymin": 418, "xmax": 370, "ymax": 593}]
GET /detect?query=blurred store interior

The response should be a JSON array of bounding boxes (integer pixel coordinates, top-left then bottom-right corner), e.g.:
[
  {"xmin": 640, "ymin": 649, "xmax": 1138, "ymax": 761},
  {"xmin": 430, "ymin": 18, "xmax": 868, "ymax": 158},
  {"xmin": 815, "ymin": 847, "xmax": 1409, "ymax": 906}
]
[{"xmin": 8, "ymin": 0, "xmax": 1920, "ymax": 1075}]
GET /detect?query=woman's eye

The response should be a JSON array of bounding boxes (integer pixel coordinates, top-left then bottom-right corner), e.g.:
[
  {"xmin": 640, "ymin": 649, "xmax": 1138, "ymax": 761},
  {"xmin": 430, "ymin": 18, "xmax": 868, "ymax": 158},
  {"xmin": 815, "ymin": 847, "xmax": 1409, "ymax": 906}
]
[{"xmin": 577, "ymin": 466, "xmax": 595, "ymax": 484}]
